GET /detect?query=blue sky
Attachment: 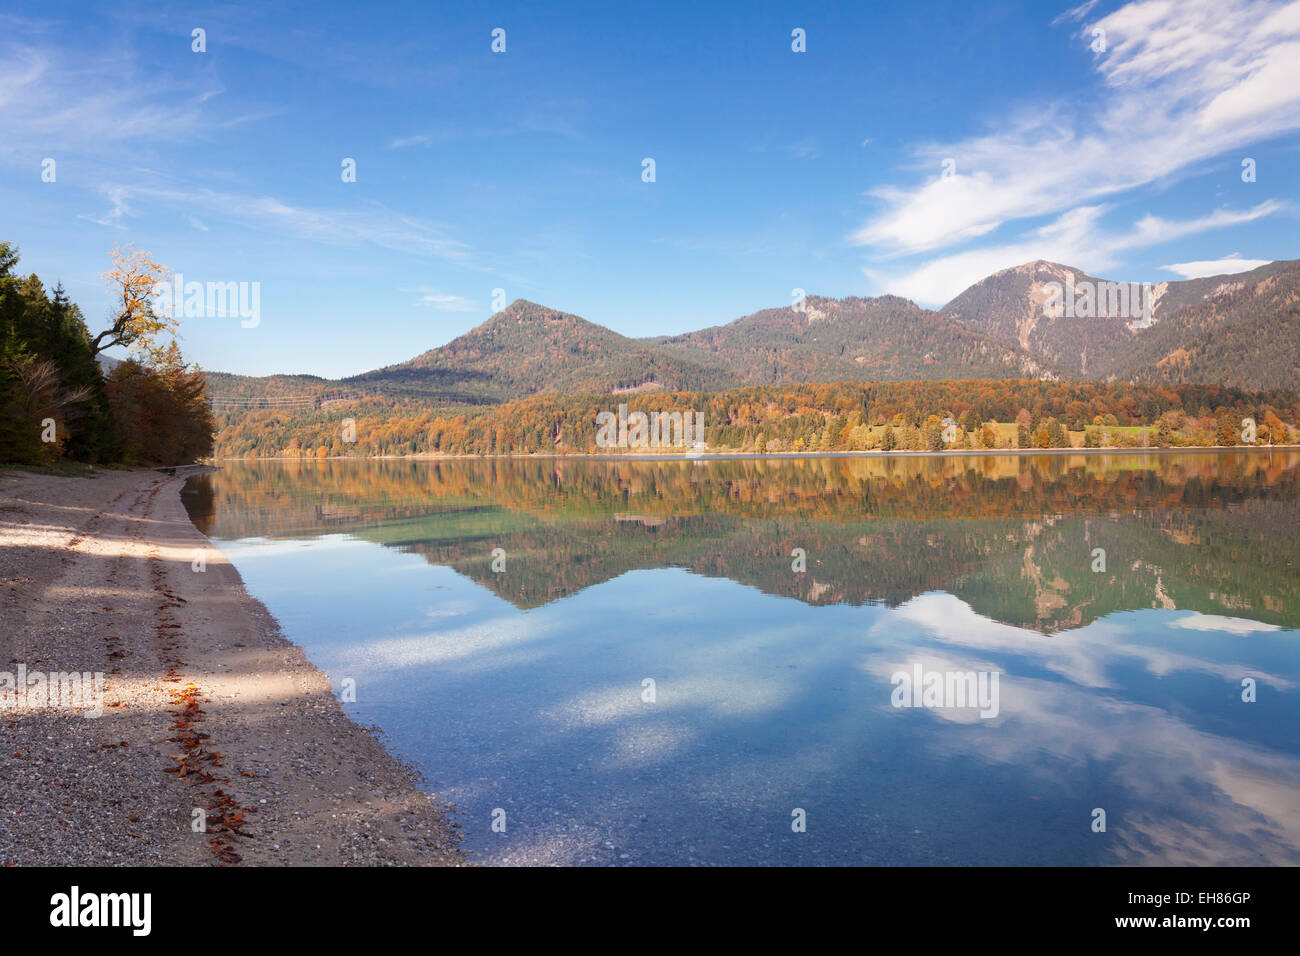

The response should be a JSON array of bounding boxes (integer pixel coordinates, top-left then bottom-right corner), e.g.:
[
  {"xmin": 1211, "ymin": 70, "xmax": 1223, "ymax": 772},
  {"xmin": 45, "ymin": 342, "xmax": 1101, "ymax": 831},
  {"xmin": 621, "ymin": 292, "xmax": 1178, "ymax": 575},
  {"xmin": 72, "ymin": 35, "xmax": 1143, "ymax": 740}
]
[{"xmin": 2, "ymin": 0, "xmax": 1298, "ymax": 377}]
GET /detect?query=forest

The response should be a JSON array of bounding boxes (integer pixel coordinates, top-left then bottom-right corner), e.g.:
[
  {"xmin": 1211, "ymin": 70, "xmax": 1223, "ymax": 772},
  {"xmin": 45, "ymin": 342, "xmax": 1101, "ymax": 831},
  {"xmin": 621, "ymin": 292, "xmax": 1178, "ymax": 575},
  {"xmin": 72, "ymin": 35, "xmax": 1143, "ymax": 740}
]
[
  {"xmin": 0, "ymin": 241, "xmax": 214, "ymax": 467},
  {"xmin": 211, "ymin": 378, "xmax": 1300, "ymax": 459}
]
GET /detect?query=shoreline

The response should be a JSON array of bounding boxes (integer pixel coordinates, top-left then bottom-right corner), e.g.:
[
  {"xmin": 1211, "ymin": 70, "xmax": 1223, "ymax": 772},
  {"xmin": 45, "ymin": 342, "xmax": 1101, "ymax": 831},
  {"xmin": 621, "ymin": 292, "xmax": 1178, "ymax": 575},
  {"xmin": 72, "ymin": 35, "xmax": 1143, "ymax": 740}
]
[
  {"xmin": 0, "ymin": 466, "xmax": 465, "ymax": 866},
  {"xmin": 210, "ymin": 444, "xmax": 1300, "ymax": 463}
]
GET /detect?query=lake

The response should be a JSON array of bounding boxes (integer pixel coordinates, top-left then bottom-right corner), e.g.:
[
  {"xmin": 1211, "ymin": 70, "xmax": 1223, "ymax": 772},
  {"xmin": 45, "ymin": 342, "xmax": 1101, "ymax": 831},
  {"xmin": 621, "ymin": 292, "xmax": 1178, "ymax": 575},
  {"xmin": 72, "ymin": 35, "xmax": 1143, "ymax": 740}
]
[{"xmin": 181, "ymin": 451, "xmax": 1300, "ymax": 865}]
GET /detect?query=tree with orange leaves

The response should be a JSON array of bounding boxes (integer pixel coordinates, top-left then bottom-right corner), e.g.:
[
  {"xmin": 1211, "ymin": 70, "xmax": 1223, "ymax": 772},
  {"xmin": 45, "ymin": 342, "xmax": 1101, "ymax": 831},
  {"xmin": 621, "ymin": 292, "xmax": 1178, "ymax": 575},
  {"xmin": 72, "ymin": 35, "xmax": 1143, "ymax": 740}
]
[{"xmin": 92, "ymin": 244, "xmax": 178, "ymax": 363}]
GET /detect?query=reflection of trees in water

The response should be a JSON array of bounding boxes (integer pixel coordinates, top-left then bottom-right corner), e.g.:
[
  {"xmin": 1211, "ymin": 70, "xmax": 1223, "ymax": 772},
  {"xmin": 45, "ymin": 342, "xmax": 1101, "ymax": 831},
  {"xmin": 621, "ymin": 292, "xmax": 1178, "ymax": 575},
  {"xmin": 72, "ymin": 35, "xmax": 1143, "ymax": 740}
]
[{"xmin": 182, "ymin": 452, "xmax": 1300, "ymax": 630}]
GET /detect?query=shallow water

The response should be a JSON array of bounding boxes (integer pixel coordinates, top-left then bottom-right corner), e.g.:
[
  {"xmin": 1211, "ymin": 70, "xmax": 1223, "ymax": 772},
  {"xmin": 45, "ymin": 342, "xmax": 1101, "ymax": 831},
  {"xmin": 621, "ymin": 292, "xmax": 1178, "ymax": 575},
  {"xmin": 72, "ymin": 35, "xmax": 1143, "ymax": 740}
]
[{"xmin": 182, "ymin": 452, "xmax": 1300, "ymax": 865}]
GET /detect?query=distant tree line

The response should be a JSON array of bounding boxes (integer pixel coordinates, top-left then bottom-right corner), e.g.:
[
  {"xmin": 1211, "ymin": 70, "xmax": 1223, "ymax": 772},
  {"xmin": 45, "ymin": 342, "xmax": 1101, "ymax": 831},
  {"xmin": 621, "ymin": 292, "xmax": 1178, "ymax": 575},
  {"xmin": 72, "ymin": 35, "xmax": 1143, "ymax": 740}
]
[
  {"xmin": 0, "ymin": 241, "xmax": 213, "ymax": 466},
  {"xmin": 211, "ymin": 378, "xmax": 1300, "ymax": 459}
]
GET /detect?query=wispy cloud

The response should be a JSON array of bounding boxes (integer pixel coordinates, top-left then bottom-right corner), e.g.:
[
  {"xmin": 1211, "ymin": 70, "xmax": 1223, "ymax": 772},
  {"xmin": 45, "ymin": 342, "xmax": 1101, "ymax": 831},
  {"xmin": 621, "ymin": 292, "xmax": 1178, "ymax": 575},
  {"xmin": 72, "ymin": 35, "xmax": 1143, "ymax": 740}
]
[
  {"xmin": 402, "ymin": 287, "xmax": 476, "ymax": 311},
  {"xmin": 1159, "ymin": 254, "xmax": 1274, "ymax": 278},
  {"xmin": 0, "ymin": 28, "xmax": 281, "ymax": 161},
  {"xmin": 388, "ymin": 134, "xmax": 435, "ymax": 149},
  {"xmin": 78, "ymin": 185, "xmax": 131, "ymax": 228},
  {"xmin": 93, "ymin": 183, "xmax": 476, "ymax": 264},
  {"xmin": 867, "ymin": 200, "xmax": 1282, "ymax": 304},
  {"xmin": 0, "ymin": 42, "xmax": 206, "ymax": 156},
  {"xmin": 215, "ymin": 109, "xmax": 283, "ymax": 129},
  {"xmin": 852, "ymin": 0, "xmax": 1300, "ymax": 261},
  {"xmin": 1052, "ymin": 0, "xmax": 1100, "ymax": 26}
]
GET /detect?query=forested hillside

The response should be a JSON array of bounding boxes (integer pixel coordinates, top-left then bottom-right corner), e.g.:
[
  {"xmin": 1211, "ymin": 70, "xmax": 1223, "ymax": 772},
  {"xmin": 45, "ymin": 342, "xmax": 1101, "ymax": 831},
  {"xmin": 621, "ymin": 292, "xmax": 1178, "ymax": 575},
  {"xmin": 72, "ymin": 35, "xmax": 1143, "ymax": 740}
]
[
  {"xmin": 358, "ymin": 299, "xmax": 735, "ymax": 401},
  {"xmin": 941, "ymin": 258, "xmax": 1300, "ymax": 382},
  {"xmin": 645, "ymin": 294, "xmax": 1053, "ymax": 383},
  {"xmin": 1095, "ymin": 264, "xmax": 1300, "ymax": 389},
  {"xmin": 939, "ymin": 260, "xmax": 1131, "ymax": 374},
  {"xmin": 211, "ymin": 377, "xmax": 1299, "ymax": 458}
]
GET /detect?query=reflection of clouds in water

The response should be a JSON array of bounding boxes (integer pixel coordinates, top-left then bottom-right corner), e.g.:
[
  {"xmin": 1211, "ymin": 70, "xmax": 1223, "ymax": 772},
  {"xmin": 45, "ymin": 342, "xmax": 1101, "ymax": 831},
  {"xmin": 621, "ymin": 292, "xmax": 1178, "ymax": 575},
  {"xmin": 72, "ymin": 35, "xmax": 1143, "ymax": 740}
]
[
  {"xmin": 861, "ymin": 651, "xmax": 1004, "ymax": 725},
  {"xmin": 224, "ymin": 533, "xmax": 369, "ymax": 556},
  {"xmin": 1171, "ymin": 613, "xmax": 1283, "ymax": 635},
  {"xmin": 1096, "ymin": 758, "xmax": 1300, "ymax": 865},
  {"xmin": 331, "ymin": 614, "xmax": 558, "ymax": 673},
  {"xmin": 860, "ymin": 597, "xmax": 1300, "ymax": 864},
  {"xmin": 221, "ymin": 536, "xmax": 1300, "ymax": 864},
  {"xmin": 541, "ymin": 676, "xmax": 793, "ymax": 728},
  {"xmin": 347, "ymin": 576, "xmax": 1300, "ymax": 862},
  {"xmin": 424, "ymin": 601, "xmax": 476, "ymax": 620},
  {"xmin": 889, "ymin": 592, "xmax": 1292, "ymax": 690}
]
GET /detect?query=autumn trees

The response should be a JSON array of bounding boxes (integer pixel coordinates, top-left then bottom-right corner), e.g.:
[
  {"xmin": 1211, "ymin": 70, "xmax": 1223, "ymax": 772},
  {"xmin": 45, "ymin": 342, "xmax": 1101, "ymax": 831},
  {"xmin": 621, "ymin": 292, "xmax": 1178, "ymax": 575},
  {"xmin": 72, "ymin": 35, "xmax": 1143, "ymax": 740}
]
[
  {"xmin": 105, "ymin": 343, "xmax": 214, "ymax": 464},
  {"xmin": 92, "ymin": 245, "xmax": 178, "ymax": 362},
  {"xmin": 0, "ymin": 241, "xmax": 212, "ymax": 466},
  {"xmin": 206, "ymin": 376, "xmax": 1299, "ymax": 459}
]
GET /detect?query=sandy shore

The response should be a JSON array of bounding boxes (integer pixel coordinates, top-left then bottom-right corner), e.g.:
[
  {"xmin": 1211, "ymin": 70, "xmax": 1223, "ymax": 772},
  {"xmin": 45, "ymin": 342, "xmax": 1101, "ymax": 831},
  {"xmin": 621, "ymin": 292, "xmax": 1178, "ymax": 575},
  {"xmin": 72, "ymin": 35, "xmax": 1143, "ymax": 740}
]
[{"xmin": 0, "ymin": 466, "xmax": 465, "ymax": 866}]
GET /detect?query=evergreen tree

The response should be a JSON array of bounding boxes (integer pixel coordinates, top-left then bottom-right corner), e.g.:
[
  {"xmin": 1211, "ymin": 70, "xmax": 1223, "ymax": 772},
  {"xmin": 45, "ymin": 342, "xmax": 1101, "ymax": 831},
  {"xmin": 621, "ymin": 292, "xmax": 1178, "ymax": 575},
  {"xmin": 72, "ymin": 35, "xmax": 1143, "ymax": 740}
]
[{"xmin": 1, "ymin": 240, "xmax": 212, "ymax": 465}]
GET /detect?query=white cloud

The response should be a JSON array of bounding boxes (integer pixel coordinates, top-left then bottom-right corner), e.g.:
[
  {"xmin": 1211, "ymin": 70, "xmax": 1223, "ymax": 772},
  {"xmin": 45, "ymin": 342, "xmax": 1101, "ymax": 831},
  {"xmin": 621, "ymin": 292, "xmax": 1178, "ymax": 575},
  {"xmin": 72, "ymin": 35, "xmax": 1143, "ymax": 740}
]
[
  {"xmin": 1159, "ymin": 255, "xmax": 1274, "ymax": 277},
  {"xmin": 853, "ymin": 0, "xmax": 1300, "ymax": 267},
  {"xmin": 403, "ymin": 287, "xmax": 476, "ymax": 311},
  {"xmin": 388, "ymin": 134, "xmax": 434, "ymax": 149},
  {"xmin": 1052, "ymin": 0, "xmax": 1100, "ymax": 25},
  {"xmin": 78, "ymin": 185, "xmax": 131, "ymax": 228},
  {"xmin": 867, "ymin": 201, "xmax": 1281, "ymax": 304}
]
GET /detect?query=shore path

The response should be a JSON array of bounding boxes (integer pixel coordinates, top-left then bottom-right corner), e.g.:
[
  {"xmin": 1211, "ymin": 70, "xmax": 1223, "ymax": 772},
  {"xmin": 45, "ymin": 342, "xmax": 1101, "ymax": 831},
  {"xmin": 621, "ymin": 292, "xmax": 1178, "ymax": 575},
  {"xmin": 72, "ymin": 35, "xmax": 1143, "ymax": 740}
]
[{"xmin": 0, "ymin": 467, "xmax": 464, "ymax": 866}]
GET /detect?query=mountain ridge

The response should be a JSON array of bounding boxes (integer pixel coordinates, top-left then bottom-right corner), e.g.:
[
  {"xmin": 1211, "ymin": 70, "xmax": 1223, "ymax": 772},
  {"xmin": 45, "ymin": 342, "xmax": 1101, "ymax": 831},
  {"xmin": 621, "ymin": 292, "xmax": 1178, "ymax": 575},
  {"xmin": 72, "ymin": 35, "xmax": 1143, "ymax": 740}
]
[
  {"xmin": 205, "ymin": 257, "xmax": 1299, "ymax": 402},
  {"xmin": 941, "ymin": 257, "xmax": 1297, "ymax": 382}
]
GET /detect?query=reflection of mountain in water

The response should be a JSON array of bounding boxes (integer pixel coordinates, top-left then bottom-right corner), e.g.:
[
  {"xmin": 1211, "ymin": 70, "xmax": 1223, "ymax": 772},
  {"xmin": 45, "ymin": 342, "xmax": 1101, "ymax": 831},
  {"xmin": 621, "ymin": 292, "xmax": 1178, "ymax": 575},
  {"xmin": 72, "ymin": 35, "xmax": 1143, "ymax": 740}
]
[{"xmin": 182, "ymin": 451, "xmax": 1300, "ymax": 633}]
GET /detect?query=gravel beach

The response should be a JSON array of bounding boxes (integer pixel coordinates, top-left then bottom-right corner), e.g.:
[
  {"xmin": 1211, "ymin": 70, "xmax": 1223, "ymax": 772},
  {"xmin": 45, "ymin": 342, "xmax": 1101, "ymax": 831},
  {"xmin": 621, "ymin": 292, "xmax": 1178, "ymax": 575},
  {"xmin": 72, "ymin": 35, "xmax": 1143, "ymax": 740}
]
[{"xmin": 0, "ymin": 466, "xmax": 465, "ymax": 866}]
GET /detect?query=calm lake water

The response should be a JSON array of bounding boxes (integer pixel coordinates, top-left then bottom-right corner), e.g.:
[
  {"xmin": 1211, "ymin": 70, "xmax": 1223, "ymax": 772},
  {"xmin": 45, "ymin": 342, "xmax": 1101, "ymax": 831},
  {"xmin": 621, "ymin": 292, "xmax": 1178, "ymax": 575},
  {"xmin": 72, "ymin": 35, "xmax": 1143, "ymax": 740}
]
[{"xmin": 182, "ymin": 452, "xmax": 1300, "ymax": 866}]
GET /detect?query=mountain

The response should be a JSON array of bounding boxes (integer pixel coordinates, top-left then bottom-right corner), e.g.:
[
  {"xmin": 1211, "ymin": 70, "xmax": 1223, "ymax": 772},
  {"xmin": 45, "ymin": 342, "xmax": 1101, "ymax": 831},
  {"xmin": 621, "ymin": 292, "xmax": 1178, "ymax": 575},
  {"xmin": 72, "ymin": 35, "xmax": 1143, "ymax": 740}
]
[
  {"xmin": 202, "ymin": 258, "xmax": 1299, "ymax": 410},
  {"xmin": 333, "ymin": 295, "xmax": 1052, "ymax": 403},
  {"xmin": 941, "ymin": 258, "xmax": 1299, "ymax": 382},
  {"xmin": 1095, "ymin": 260, "xmax": 1300, "ymax": 390},
  {"xmin": 1137, "ymin": 259, "xmax": 1297, "ymax": 316},
  {"xmin": 644, "ymin": 294, "xmax": 1053, "ymax": 383},
  {"xmin": 348, "ymin": 299, "xmax": 733, "ymax": 402},
  {"xmin": 941, "ymin": 260, "xmax": 1156, "ymax": 376}
]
